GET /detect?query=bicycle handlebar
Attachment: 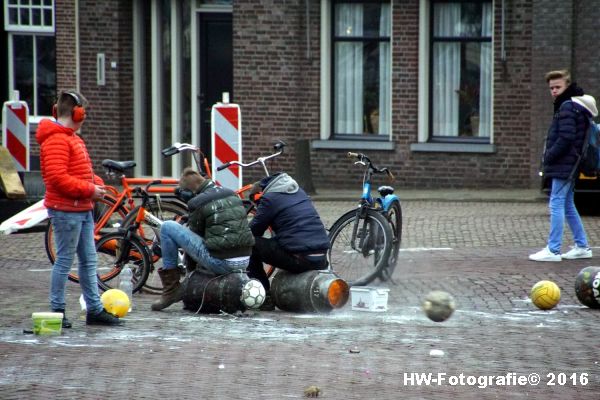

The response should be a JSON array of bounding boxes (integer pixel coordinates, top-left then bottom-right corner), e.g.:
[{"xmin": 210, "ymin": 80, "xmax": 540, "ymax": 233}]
[
  {"xmin": 216, "ymin": 140, "xmax": 286, "ymax": 175},
  {"xmin": 161, "ymin": 142, "xmax": 199, "ymax": 157},
  {"xmin": 347, "ymin": 152, "xmax": 395, "ymax": 181},
  {"xmin": 273, "ymin": 140, "xmax": 286, "ymax": 151},
  {"xmin": 216, "ymin": 162, "xmax": 231, "ymax": 172},
  {"xmin": 216, "ymin": 150, "xmax": 282, "ymax": 172},
  {"xmin": 161, "ymin": 142, "xmax": 212, "ymax": 179}
]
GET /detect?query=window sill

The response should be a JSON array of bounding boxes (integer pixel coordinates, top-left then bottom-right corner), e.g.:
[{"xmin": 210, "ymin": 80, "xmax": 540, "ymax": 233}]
[
  {"xmin": 410, "ymin": 142, "xmax": 496, "ymax": 153},
  {"xmin": 312, "ymin": 139, "xmax": 395, "ymax": 151}
]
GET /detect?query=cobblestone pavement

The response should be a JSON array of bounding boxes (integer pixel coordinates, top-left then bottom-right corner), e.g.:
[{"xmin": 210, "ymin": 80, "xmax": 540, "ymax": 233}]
[{"xmin": 1, "ymin": 200, "xmax": 600, "ymax": 399}]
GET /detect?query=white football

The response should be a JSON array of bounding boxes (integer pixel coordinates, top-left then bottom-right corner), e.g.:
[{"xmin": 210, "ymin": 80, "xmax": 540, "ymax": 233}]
[{"xmin": 241, "ymin": 279, "xmax": 266, "ymax": 309}]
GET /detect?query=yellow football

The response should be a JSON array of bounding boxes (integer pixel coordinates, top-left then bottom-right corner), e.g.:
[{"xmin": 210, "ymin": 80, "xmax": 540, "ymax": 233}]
[
  {"xmin": 101, "ymin": 288, "xmax": 131, "ymax": 318},
  {"xmin": 530, "ymin": 280, "xmax": 561, "ymax": 310}
]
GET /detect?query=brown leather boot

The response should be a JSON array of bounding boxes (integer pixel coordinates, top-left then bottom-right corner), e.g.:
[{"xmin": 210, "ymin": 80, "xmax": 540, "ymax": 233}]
[{"xmin": 151, "ymin": 268, "xmax": 183, "ymax": 311}]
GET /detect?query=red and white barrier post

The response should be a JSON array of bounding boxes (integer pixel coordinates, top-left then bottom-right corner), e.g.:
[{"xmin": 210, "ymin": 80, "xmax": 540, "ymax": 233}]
[
  {"xmin": 2, "ymin": 91, "xmax": 30, "ymax": 171},
  {"xmin": 211, "ymin": 93, "xmax": 242, "ymax": 191},
  {"xmin": 0, "ymin": 200, "xmax": 47, "ymax": 235}
]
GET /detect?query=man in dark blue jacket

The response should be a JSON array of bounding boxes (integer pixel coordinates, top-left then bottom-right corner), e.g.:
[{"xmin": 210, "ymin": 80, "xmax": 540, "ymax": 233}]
[
  {"xmin": 247, "ymin": 173, "xmax": 329, "ymax": 301},
  {"xmin": 529, "ymin": 69, "xmax": 596, "ymax": 262}
]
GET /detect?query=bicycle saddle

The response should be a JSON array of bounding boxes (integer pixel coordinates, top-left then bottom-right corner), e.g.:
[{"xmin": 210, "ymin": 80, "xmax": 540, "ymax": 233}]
[
  {"xmin": 102, "ymin": 159, "xmax": 137, "ymax": 173},
  {"xmin": 378, "ymin": 185, "xmax": 394, "ymax": 196}
]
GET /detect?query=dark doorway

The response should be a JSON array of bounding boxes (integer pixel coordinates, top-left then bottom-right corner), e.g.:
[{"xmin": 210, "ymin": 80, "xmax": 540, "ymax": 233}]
[{"xmin": 198, "ymin": 12, "xmax": 233, "ymax": 159}]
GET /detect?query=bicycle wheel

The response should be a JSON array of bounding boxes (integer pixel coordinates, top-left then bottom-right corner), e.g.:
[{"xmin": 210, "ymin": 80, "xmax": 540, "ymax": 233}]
[
  {"xmin": 44, "ymin": 196, "xmax": 129, "ymax": 277},
  {"xmin": 121, "ymin": 200, "xmax": 188, "ymax": 294},
  {"xmin": 380, "ymin": 200, "xmax": 402, "ymax": 281},
  {"xmin": 95, "ymin": 231, "xmax": 152, "ymax": 293},
  {"xmin": 328, "ymin": 208, "xmax": 393, "ymax": 286},
  {"xmin": 121, "ymin": 200, "xmax": 187, "ymax": 243}
]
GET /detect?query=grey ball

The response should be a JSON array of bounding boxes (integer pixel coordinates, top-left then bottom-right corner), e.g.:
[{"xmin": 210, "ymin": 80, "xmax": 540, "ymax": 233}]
[{"xmin": 422, "ymin": 291, "xmax": 456, "ymax": 322}]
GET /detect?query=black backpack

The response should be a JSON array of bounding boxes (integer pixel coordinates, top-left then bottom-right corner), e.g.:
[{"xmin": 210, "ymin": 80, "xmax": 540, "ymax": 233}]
[{"xmin": 577, "ymin": 115, "xmax": 600, "ymax": 177}]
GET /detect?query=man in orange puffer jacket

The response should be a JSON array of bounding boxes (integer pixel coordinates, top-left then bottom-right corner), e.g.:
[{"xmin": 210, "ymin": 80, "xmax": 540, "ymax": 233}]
[{"xmin": 36, "ymin": 91, "xmax": 121, "ymax": 327}]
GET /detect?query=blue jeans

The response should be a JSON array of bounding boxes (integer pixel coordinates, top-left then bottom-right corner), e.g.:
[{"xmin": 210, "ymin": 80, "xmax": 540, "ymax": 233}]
[
  {"xmin": 160, "ymin": 221, "xmax": 249, "ymax": 275},
  {"xmin": 547, "ymin": 178, "xmax": 588, "ymax": 254},
  {"xmin": 48, "ymin": 209, "xmax": 104, "ymax": 314}
]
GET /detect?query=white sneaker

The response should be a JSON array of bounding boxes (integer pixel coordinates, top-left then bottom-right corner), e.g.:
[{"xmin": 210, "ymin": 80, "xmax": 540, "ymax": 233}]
[
  {"xmin": 561, "ymin": 246, "xmax": 592, "ymax": 260},
  {"xmin": 529, "ymin": 247, "xmax": 561, "ymax": 262}
]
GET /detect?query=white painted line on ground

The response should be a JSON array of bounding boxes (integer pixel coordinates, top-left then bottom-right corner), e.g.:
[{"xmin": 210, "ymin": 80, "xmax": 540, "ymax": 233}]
[
  {"xmin": 400, "ymin": 247, "xmax": 453, "ymax": 252},
  {"xmin": 28, "ymin": 267, "xmax": 114, "ymax": 272}
]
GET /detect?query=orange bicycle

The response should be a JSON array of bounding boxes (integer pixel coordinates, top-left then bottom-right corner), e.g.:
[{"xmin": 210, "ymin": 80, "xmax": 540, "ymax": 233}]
[
  {"xmin": 119, "ymin": 143, "xmax": 212, "ymax": 293},
  {"xmin": 95, "ymin": 180, "xmax": 177, "ymax": 293},
  {"xmin": 44, "ymin": 143, "xmax": 202, "ymax": 286}
]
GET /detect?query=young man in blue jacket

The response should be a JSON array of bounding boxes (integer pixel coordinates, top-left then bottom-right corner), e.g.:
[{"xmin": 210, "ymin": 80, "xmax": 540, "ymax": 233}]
[
  {"xmin": 247, "ymin": 173, "xmax": 329, "ymax": 305},
  {"xmin": 529, "ymin": 70, "xmax": 596, "ymax": 262}
]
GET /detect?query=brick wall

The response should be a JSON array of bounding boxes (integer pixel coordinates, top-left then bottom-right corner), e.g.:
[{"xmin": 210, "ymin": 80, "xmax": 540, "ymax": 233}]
[
  {"xmin": 489, "ymin": 0, "xmax": 533, "ymax": 188},
  {"xmin": 78, "ymin": 0, "xmax": 134, "ymax": 172},
  {"xmin": 530, "ymin": 0, "xmax": 600, "ymax": 188},
  {"xmin": 52, "ymin": 0, "xmax": 133, "ymax": 174},
  {"xmin": 29, "ymin": 0, "xmax": 79, "ymax": 159},
  {"xmin": 573, "ymin": 1, "xmax": 600, "ymax": 118},
  {"xmin": 233, "ymin": 0, "xmax": 321, "ymax": 183},
  {"xmin": 45, "ymin": 0, "xmax": 596, "ymax": 189},
  {"xmin": 530, "ymin": 0, "xmax": 573, "ymax": 188},
  {"xmin": 234, "ymin": 0, "xmax": 538, "ymax": 189},
  {"xmin": 55, "ymin": 0, "xmax": 78, "ymax": 95}
]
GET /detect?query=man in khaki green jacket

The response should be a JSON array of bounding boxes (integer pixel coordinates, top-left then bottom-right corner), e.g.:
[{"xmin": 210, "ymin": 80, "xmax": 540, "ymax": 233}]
[{"xmin": 152, "ymin": 168, "xmax": 254, "ymax": 311}]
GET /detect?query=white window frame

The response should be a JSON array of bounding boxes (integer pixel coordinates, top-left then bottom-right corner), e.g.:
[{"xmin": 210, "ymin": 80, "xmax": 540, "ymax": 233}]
[
  {"xmin": 417, "ymin": 0, "xmax": 430, "ymax": 143},
  {"xmin": 417, "ymin": 0, "xmax": 495, "ymax": 146},
  {"xmin": 319, "ymin": 0, "xmax": 332, "ymax": 140},
  {"xmin": 318, "ymin": 0, "xmax": 394, "ymax": 150},
  {"xmin": 4, "ymin": 0, "xmax": 55, "ymax": 32},
  {"xmin": 5, "ymin": 0, "xmax": 56, "ymax": 120}
]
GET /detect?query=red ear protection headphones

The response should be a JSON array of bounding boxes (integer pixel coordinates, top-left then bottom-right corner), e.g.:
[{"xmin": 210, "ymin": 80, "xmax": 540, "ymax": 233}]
[{"xmin": 52, "ymin": 92, "xmax": 86, "ymax": 123}]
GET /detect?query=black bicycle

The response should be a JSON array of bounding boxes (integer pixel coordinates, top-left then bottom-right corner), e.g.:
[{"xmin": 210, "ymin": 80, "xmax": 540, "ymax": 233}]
[
  {"xmin": 328, "ymin": 152, "xmax": 401, "ymax": 286},
  {"xmin": 95, "ymin": 181, "xmax": 175, "ymax": 293}
]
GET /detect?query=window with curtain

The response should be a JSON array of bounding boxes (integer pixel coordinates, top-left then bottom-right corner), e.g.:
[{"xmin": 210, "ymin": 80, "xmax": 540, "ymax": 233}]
[
  {"xmin": 332, "ymin": 1, "xmax": 390, "ymax": 138},
  {"xmin": 4, "ymin": 0, "xmax": 56, "ymax": 118},
  {"xmin": 430, "ymin": 1, "xmax": 492, "ymax": 140}
]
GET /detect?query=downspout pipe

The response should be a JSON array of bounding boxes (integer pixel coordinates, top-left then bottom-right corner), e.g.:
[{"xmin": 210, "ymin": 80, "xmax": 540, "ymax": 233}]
[
  {"xmin": 501, "ymin": 0, "xmax": 507, "ymax": 79},
  {"xmin": 306, "ymin": 0, "xmax": 311, "ymax": 60},
  {"xmin": 75, "ymin": 0, "xmax": 80, "ymax": 91}
]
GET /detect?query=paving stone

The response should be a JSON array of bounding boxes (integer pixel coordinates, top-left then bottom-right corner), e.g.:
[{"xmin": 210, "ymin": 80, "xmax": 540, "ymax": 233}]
[{"xmin": 0, "ymin": 201, "xmax": 599, "ymax": 399}]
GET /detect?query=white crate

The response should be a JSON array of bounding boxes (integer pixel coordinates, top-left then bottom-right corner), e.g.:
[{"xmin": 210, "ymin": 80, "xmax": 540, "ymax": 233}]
[{"xmin": 350, "ymin": 287, "xmax": 389, "ymax": 312}]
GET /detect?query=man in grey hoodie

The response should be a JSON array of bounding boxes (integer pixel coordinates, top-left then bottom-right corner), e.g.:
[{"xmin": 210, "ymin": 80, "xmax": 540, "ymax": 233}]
[
  {"xmin": 529, "ymin": 69, "xmax": 596, "ymax": 262},
  {"xmin": 247, "ymin": 173, "xmax": 329, "ymax": 305}
]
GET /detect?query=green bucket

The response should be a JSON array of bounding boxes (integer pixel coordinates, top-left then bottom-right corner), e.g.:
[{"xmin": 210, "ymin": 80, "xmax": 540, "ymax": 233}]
[{"xmin": 32, "ymin": 312, "xmax": 63, "ymax": 335}]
